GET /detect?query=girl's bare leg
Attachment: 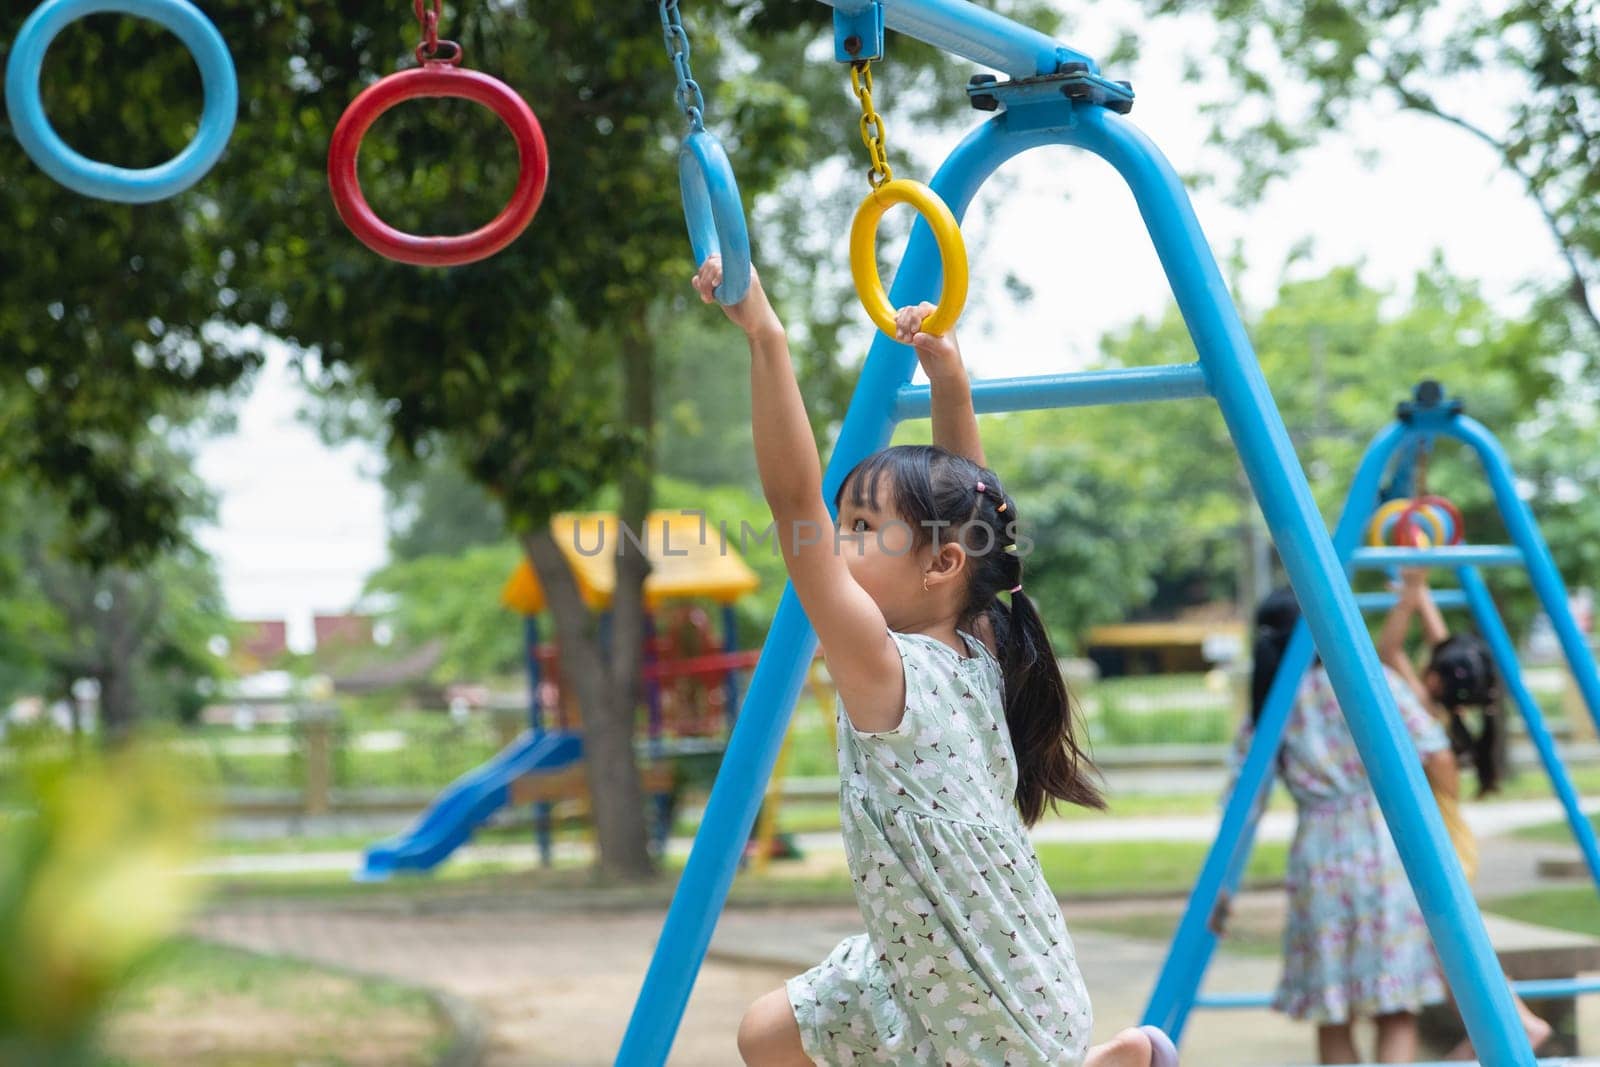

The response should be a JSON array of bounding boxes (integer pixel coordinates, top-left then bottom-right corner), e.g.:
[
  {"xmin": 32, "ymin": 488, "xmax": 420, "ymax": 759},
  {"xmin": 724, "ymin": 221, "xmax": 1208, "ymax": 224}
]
[
  {"xmin": 1374, "ymin": 1011, "xmax": 1418, "ymax": 1062},
  {"xmin": 1317, "ymin": 1021, "xmax": 1361, "ymax": 1064},
  {"xmin": 737, "ymin": 988, "xmax": 812, "ymax": 1067}
]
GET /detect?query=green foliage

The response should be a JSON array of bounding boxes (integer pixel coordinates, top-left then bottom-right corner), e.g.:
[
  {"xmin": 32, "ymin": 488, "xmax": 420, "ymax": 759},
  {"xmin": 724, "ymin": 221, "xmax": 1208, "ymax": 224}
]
[
  {"xmin": 923, "ymin": 259, "xmax": 1595, "ymax": 644},
  {"xmin": 381, "ymin": 446, "xmax": 506, "ymax": 563},
  {"xmin": 361, "ymin": 543, "xmax": 525, "ymax": 681},
  {"xmin": 0, "ymin": 13, "xmax": 260, "ymax": 566},
  {"xmin": 1145, "ymin": 0, "xmax": 1600, "ymax": 358},
  {"xmin": 0, "ymin": 744, "xmax": 200, "ymax": 1064}
]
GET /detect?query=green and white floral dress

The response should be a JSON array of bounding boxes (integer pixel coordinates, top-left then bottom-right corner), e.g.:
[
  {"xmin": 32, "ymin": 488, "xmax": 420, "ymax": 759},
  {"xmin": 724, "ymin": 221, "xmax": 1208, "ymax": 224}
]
[{"xmin": 787, "ymin": 631, "xmax": 1093, "ymax": 1066}]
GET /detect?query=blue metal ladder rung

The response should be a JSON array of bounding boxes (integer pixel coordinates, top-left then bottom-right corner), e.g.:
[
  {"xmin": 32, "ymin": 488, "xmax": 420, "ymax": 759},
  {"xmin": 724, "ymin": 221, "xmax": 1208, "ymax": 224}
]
[
  {"xmin": 893, "ymin": 362, "xmax": 1209, "ymax": 420},
  {"xmin": 1356, "ymin": 589, "xmax": 1470, "ymax": 611},
  {"xmin": 1350, "ymin": 545, "xmax": 1527, "ymax": 568},
  {"xmin": 1198, "ymin": 975, "xmax": 1600, "ymax": 1010},
  {"xmin": 1319, "ymin": 1060, "xmax": 1600, "ymax": 1067}
]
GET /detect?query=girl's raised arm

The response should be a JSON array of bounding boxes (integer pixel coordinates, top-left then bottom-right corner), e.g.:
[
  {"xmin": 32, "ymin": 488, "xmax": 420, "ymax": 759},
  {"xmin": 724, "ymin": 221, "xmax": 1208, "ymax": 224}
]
[
  {"xmin": 895, "ymin": 302, "xmax": 985, "ymax": 467},
  {"xmin": 694, "ymin": 258, "xmax": 905, "ymax": 731}
]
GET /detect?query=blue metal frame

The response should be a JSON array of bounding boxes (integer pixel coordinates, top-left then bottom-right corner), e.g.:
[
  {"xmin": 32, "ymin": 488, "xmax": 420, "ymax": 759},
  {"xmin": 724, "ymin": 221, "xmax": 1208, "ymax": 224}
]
[
  {"xmin": 1144, "ymin": 384, "xmax": 1600, "ymax": 1048},
  {"xmin": 618, "ymin": 3, "xmax": 1545, "ymax": 1061},
  {"xmin": 6, "ymin": 0, "xmax": 237, "ymax": 202}
]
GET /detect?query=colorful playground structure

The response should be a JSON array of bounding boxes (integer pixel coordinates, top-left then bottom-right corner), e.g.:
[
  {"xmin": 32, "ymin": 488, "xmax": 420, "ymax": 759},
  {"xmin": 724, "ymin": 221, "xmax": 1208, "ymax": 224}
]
[
  {"xmin": 15, "ymin": 0, "xmax": 1596, "ymax": 1061},
  {"xmin": 1144, "ymin": 381, "xmax": 1600, "ymax": 1045},
  {"xmin": 357, "ymin": 511, "xmax": 761, "ymax": 880}
]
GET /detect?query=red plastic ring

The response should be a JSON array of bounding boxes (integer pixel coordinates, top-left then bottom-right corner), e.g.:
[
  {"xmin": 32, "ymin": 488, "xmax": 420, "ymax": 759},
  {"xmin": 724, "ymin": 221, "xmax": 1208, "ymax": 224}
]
[{"xmin": 328, "ymin": 65, "xmax": 548, "ymax": 267}]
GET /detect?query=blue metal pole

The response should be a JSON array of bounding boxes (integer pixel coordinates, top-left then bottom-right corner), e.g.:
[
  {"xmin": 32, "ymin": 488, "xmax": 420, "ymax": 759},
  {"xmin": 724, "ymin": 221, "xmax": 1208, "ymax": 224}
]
[
  {"xmin": 616, "ymin": 114, "xmax": 1056, "ymax": 1067},
  {"xmin": 816, "ymin": 0, "xmax": 1093, "ymax": 78},
  {"xmin": 1140, "ymin": 625, "xmax": 1306, "ymax": 1038},
  {"xmin": 1081, "ymin": 110, "xmax": 1528, "ymax": 1053},
  {"xmin": 1447, "ymin": 415, "xmax": 1600, "ymax": 741},
  {"xmin": 1458, "ymin": 566, "xmax": 1600, "ymax": 896},
  {"xmin": 893, "ymin": 363, "xmax": 1209, "ymax": 420}
]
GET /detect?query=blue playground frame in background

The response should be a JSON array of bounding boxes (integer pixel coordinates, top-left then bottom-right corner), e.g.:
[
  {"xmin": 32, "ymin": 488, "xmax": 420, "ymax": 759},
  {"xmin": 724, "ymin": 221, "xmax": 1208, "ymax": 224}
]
[
  {"xmin": 619, "ymin": 1, "xmax": 1568, "ymax": 1063},
  {"xmin": 1144, "ymin": 382, "xmax": 1600, "ymax": 1038}
]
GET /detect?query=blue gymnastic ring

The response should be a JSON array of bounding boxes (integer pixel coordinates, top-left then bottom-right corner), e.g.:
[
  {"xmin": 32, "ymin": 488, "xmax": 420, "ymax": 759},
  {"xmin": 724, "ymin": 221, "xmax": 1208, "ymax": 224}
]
[
  {"xmin": 5, "ymin": 0, "xmax": 237, "ymax": 203},
  {"xmin": 679, "ymin": 130, "xmax": 751, "ymax": 305}
]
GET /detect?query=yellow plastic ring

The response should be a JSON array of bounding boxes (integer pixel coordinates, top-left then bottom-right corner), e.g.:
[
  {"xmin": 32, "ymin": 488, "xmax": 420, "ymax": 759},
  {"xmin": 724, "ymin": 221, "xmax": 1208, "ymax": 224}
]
[{"xmin": 849, "ymin": 178, "xmax": 969, "ymax": 338}]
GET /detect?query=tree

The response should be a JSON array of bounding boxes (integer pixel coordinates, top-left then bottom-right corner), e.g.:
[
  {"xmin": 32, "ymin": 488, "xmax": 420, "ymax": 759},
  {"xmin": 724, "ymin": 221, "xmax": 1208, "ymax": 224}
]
[
  {"xmin": 1144, "ymin": 0, "xmax": 1600, "ymax": 357},
  {"xmin": 1077, "ymin": 257, "xmax": 1597, "ymax": 628},
  {"xmin": 361, "ymin": 543, "xmax": 525, "ymax": 681},
  {"xmin": 4, "ymin": 0, "xmax": 1065, "ymax": 879},
  {"xmin": 5, "ymin": 434, "xmax": 230, "ymax": 738},
  {"xmin": 0, "ymin": 12, "xmax": 260, "ymax": 567}
]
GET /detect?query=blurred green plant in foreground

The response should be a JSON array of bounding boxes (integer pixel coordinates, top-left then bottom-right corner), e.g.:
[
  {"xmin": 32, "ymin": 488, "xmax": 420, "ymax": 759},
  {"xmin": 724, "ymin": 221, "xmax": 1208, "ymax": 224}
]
[{"xmin": 0, "ymin": 740, "xmax": 200, "ymax": 1065}]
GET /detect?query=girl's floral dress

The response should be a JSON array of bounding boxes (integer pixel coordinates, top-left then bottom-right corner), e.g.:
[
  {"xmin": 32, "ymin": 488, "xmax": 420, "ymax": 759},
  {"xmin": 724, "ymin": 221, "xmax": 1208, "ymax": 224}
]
[
  {"xmin": 1239, "ymin": 665, "xmax": 1451, "ymax": 1023},
  {"xmin": 786, "ymin": 631, "xmax": 1093, "ymax": 1066}
]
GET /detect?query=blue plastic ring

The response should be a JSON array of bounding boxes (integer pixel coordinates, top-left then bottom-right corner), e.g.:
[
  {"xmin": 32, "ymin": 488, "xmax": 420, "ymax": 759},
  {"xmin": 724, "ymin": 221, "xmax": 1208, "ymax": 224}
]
[
  {"xmin": 679, "ymin": 130, "xmax": 751, "ymax": 305},
  {"xmin": 5, "ymin": 0, "xmax": 237, "ymax": 203}
]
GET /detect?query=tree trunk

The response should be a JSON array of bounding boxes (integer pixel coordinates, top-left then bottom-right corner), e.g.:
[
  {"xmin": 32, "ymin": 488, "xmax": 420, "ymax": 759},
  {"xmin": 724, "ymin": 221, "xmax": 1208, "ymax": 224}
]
[
  {"xmin": 95, "ymin": 570, "xmax": 142, "ymax": 743},
  {"xmin": 522, "ymin": 530, "xmax": 655, "ymax": 881},
  {"xmin": 601, "ymin": 308, "xmax": 658, "ymax": 876}
]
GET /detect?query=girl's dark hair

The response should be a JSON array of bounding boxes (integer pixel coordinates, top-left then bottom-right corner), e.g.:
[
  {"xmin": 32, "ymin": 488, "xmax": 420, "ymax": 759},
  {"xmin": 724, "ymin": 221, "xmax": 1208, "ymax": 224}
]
[
  {"xmin": 837, "ymin": 444, "xmax": 1104, "ymax": 823},
  {"xmin": 1250, "ymin": 587, "xmax": 1301, "ymax": 726},
  {"xmin": 1428, "ymin": 633, "xmax": 1503, "ymax": 794}
]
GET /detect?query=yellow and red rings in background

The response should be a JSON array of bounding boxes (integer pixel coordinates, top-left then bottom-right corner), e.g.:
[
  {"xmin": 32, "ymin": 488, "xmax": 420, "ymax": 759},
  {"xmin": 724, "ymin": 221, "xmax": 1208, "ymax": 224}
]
[
  {"xmin": 849, "ymin": 178, "xmax": 968, "ymax": 339},
  {"xmin": 1367, "ymin": 496, "xmax": 1464, "ymax": 548}
]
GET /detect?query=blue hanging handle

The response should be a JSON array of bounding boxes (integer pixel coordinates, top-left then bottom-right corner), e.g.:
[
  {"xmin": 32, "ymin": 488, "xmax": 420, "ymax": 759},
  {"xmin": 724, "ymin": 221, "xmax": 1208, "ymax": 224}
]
[
  {"xmin": 5, "ymin": 0, "xmax": 237, "ymax": 203},
  {"xmin": 680, "ymin": 132, "xmax": 751, "ymax": 304},
  {"xmin": 657, "ymin": 0, "xmax": 751, "ymax": 305}
]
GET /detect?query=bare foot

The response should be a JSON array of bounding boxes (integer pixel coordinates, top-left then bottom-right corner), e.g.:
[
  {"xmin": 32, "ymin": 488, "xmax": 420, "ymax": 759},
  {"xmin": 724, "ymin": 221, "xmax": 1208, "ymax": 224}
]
[{"xmin": 1444, "ymin": 1013, "xmax": 1551, "ymax": 1061}]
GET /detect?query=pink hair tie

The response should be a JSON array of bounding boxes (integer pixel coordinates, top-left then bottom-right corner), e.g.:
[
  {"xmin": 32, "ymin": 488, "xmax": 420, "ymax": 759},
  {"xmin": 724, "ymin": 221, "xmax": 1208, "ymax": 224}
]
[
  {"xmin": 975, "ymin": 481, "xmax": 986, "ymax": 493},
  {"xmin": 1009, "ymin": 584, "xmax": 1022, "ymax": 594}
]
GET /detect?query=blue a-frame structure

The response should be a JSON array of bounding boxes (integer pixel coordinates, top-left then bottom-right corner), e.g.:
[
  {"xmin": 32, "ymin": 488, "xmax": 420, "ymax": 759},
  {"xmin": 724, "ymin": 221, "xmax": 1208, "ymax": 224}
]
[
  {"xmin": 621, "ymin": 3, "xmax": 1573, "ymax": 1063},
  {"xmin": 1144, "ymin": 381, "xmax": 1600, "ymax": 1051}
]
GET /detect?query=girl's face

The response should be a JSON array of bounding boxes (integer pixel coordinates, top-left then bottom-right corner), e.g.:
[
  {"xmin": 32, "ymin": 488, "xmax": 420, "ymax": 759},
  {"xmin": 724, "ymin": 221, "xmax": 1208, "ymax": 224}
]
[
  {"xmin": 835, "ymin": 479, "xmax": 938, "ymax": 630},
  {"xmin": 1423, "ymin": 667, "xmax": 1445, "ymax": 701}
]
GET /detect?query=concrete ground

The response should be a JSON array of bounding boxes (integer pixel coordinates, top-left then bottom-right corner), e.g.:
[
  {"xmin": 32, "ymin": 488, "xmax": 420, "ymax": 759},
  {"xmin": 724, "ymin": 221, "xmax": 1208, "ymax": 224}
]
[{"xmin": 187, "ymin": 799, "xmax": 1600, "ymax": 1065}]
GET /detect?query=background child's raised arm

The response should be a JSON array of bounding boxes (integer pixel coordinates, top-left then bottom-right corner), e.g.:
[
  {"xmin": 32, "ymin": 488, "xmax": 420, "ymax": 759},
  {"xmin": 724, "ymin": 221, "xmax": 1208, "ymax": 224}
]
[{"xmin": 694, "ymin": 258, "xmax": 905, "ymax": 731}]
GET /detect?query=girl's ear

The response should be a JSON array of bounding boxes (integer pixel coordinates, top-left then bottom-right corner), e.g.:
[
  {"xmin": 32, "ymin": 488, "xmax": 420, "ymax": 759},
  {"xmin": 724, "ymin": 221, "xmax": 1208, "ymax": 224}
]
[{"xmin": 924, "ymin": 541, "xmax": 968, "ymax": 590}]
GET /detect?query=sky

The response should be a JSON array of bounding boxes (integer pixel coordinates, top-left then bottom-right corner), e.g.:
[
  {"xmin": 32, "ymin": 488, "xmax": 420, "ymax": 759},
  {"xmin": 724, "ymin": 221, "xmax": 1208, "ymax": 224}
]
[{"xmin": 193, "ymin": 6, "xmax": 1562, "ymax": 652}]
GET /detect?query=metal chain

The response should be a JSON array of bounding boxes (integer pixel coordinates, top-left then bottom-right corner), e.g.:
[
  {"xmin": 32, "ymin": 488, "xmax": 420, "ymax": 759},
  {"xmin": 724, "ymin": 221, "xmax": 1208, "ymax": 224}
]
[
  {"xmin": 658, "ymin": 0, "xmax": 707, "ymax": 132},
  {"xmin": 413, "ymin": 0, "xmax": 461, "ymax": 66},
  {"xmin": 850, "ymin": 61, "xmax": 893, "ymax": 188}
]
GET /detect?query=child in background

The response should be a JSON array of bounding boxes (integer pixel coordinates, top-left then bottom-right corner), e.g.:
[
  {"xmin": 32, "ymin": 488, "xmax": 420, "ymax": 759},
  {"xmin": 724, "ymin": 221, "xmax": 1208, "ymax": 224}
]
[
  {"xmin": 1377, "ymin": 568, "xmax": 1551, "ymax": 1057},
  {"xmin": 694, "ymin": 259, "xmax": 1177, "ymax": 1067},
  {"xmin": 1229, "ymin": 588, "xmax": 1452, "ymax": 1064}
]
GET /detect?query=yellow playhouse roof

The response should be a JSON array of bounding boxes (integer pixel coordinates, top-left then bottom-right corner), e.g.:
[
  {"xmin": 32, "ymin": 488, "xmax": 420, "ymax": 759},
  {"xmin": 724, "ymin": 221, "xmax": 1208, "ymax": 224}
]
[{"xmin": 501, "ymin": 511, "xmax": 761, "ymax": 615}]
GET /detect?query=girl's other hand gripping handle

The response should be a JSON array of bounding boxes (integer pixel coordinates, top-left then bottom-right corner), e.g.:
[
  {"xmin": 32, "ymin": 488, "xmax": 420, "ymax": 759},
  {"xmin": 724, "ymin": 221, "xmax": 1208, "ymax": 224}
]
[{"xmin": 694, "ymin": 255, "xmax": 782, "ymax": 339}]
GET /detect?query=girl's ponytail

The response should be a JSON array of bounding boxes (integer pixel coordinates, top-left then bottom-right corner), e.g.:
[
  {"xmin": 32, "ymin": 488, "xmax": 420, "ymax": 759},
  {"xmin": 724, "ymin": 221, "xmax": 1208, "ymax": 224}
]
[
  {"xmin": 1430, "ymin": 633, "xmax": 1503, "ymax": 794},
  {"xmin": 997, "ymin": 588, "xmax": 1106, "ymax": 824}
]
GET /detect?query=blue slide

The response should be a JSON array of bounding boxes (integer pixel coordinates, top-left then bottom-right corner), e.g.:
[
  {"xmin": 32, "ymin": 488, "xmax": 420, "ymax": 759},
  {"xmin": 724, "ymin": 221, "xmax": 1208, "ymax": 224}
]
[{"xmin": 357, "ymin": 729, "xmax": 583, "ymax": 881}]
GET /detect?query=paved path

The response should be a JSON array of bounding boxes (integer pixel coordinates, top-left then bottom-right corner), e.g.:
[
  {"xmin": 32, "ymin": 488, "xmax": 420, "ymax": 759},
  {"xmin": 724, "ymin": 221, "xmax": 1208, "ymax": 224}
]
[{"xmin": 195, "ymin": 795, "xmax": 1600, "ymax": 878}]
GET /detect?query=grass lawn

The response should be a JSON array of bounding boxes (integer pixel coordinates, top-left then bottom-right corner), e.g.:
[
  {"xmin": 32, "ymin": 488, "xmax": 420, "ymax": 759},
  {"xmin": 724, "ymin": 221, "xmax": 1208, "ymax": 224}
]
[
  {"xmin": 1482, "ymin": 887, "xmax": 1600, "ymax": 939},
  {"xmin": 1510, "ymin": 812, "xmax": 1600, "ymax": 843},
  {"xmin": 96, "ymin": 937, "xmax": 449, "ymax": 1066}
]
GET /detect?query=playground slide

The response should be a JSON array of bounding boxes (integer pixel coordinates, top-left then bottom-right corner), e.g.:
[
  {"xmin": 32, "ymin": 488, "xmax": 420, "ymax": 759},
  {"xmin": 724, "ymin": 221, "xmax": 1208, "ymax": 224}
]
[{"xmin": 356, "ymin": 729, "xmax": 583, "ymax": 882}]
